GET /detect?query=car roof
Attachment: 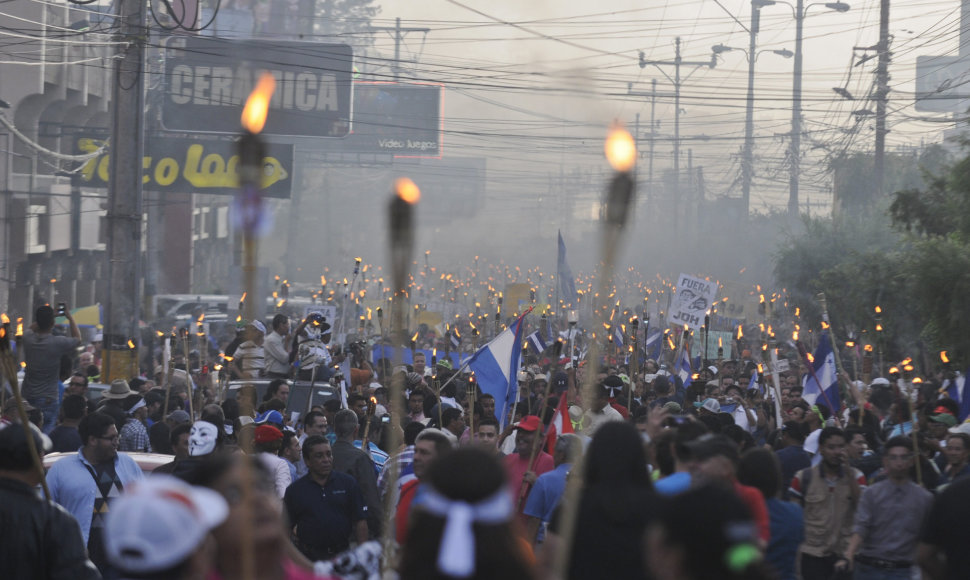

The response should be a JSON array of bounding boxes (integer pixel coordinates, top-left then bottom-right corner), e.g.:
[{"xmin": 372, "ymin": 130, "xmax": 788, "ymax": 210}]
[{"xmin": 43, "ymin": 451, "xmax": 173, "ymax": 473}]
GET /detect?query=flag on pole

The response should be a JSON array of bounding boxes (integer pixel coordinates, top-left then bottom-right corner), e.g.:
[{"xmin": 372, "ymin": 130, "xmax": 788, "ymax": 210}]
[
  {"xmin": 802, "ymin": 331, "xmax": 840, "ymax": 411},
  {"xmin": 558, "ymin": 230, "xmax": 578, "ymax": 306},
  {"xmin": 944, "ymin": 372, "xmax": 970, "ymax": 422},
  {"xmin": 526, "ymin": 330, "xmax": 548, "ymax": 354},
  {"xmin": 545, "ymin": 392, "xmax": 575, "ymax": 453},
  {"xmin": 748, "ymin": 371, "xmax": 761, "ymax": 393},
  {"xmin": 467, "ymin": 310, "xmax": 529, "ymax": 429},
  {"xmin": 644, "ymin": 329, "xmax": 662, "ymax": 361},
  {"xmin": 613, "ymin": 325, "xmax": 625, "ymax": 346},
  {"xmin": 678, "ymin": 348, "xmax": 693, "ymax": 387},
  {"xmin": 450, "ymin": 328, "xmax": 461, "ymax": 349}
]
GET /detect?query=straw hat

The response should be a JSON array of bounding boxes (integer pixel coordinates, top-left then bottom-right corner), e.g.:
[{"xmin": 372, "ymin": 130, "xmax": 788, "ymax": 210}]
[{"xmin": 102, "ymin": 379, "xmax": 134, "ymax": 400}]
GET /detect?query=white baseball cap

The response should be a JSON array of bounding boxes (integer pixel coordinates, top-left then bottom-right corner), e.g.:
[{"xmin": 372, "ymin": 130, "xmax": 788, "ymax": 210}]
[{"xmin": 105, "ymin": 475, "xmax": 228, "ymax": 574}]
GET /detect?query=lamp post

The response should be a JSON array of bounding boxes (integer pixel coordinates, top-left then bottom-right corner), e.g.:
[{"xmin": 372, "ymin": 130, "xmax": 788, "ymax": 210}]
[
  {"xmin": 788, "ymin": 1, "xmax": 850, "ymax": 218},
  {"xmin": 713, "ymin": 15, "xmax": 792, "ymax": 218}
]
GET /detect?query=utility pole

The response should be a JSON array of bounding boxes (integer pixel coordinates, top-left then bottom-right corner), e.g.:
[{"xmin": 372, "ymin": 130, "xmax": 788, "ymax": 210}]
[
  {"xmin": 742, "ymin": 2, "xmax": 760, "ymax": 218},
  {"xmin": 789, "ymin": 1, "xmax": 850, "ymax": 218},
  {"xmin": 371, "ymin": 18, "xmax": 430, "ymax": 81},
  {"xmin": 789, "ymin": 0, "xmax": 805, "ymax": 219},
  {"xmin": 103, "ymin": 0, "xmax": 146, "ymax": 381},
  {"xmin": 873, "ymin": 0, "xmax": 890, "ymax": 200},
  {"xmin": 638, "ymin": 38, "xmax": 714, "ymax": 232}
]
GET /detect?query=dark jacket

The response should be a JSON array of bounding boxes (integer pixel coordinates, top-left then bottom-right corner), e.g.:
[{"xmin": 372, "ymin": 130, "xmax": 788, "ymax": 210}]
[
  {"xmin": 331, "ymin": 439, "xmax": 383, "ymax": 537},
  {"xmin": 0, "ymin": 477, "xmax": 101, "ymax": 580}
]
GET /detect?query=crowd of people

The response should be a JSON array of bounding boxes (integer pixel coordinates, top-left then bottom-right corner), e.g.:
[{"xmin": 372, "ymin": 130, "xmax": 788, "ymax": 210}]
[{"xmin": 2, "ymin": 300, "xmax": 970, "ymax": 580}]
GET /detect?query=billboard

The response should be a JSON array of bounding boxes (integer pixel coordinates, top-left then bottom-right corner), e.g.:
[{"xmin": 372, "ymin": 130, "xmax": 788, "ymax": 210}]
[
  {"xmin": 161, "ymin": 37, "xmax": 353, "ymax": 137},
  {"xmin": 76, "ymin": 135, "xmax": 294, "ymax": 198},
  {"xmin": 350, "ymin": 82, "xmax": 443, "ymax": 157}
]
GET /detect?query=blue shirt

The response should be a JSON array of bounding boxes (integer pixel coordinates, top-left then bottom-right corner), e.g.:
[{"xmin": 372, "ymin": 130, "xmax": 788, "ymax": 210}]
[
  {"xmin": 284, "ymin": 471, "xmax": 367, "ymax": 559},
  {"xmin": 46, "ymin": 450, "xmax": 144, "ymax": 545},
  {"xmin": 524, "ymin": 463, "xmax": 571, "ymax": 522},
  {"xmin": 654, "ymin": 471, "xmax": 692, "ymax": 496},
  {"xmin": 765, "ymin": 497, "xmax": 804, "ymax": 580}
]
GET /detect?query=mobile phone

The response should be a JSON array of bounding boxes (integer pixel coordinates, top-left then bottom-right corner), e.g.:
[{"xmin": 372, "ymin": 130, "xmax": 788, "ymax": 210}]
[
  {"xmin": 672, "ymin": 415, "xmax": 688, "ymax": 425},
  {"xmin": 381, "ymin": 415, "xmax": 390, "ymax": 423},
  {"xmin": 56, "ymin": 302, "xmax": 66, "ymax": 315}
]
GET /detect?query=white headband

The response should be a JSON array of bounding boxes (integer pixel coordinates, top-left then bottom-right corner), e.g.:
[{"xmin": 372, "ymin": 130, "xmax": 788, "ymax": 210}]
[{"xmin": 418, "ymin": 487, "xmax": 513, "ymax": 577}]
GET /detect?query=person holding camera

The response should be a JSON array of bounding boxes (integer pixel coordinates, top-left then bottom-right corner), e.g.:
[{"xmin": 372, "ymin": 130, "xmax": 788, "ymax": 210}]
[{"xmin": 22, "ymin": 303, "xmax": 80, "ymax": 434}]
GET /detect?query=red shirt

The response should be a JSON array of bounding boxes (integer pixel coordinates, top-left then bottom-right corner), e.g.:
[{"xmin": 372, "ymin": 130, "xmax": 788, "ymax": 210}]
[
  {"xmin": 734, "ymin": 480, "xmax": 771, "ymax": 543},
  {"xmin": 504, "ymin": 451, "xmax": 555, "ymax": 511},
  {"xmin": 395, "ymin": 479, "xmax": 421, "ymax": 544}
]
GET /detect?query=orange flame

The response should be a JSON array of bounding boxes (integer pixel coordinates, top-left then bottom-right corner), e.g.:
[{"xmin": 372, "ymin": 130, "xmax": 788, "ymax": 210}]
[
  {"xmin": 0, "ymin": 313, "xmax": 8, "ymax": 325},
  {"xmin": 241, "ymin": 73, "xmax": 276, "ymax": 133},
  {"xmin": 941, "ymin": 351, "xmax": 950, "ymax": 363},
  {"xmin": 875, "ymin": 305, "xmax": 882, "ymax": 314},
  {"xmin": 127, "ymin": 340, "xmax": 135, "ymax": 349},
  {"xmin": 604, "ymin": 122, "xmax": 636, "ymax": 172},
  {"xmin": 395, "ymin": 177, "xmax": 421, "ymax": 204}
]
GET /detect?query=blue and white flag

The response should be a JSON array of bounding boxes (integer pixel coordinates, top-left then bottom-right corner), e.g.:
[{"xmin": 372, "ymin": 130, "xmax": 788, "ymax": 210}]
[
  {"xmin": 557, "ymin": 230, "xmax": 578, "ymax": 306},
  {"xmin": 613, "ymin": 325, "xmax": 625, "ymax": 346},
  {"xmin": 467, "ymin": 312, "xmax": 528, "ymax": 429},
  {"xmin": 644, "ymin": 329, "xmax": 663, "ymax": 361},
  {"xmin": 526, "ymin": 330, "xmax": 548, "ymax": 354},
  {"xmin": 450, "ymin": 329, "xmax": 461, "ymax": 349},
  {"xmin": 678, "ymin": 348, "xmax": 693, "ymax": 387},
  {"xmin": 802, "ymin": 331, "xmax": 840, "ymax": 411},
  {"xmin": 944, "ymin": 372, "xmax": 970, "ymax": 422},
  {"xmin": 748, "ymin": 371, "xmax": 761, "ymax": 393}
]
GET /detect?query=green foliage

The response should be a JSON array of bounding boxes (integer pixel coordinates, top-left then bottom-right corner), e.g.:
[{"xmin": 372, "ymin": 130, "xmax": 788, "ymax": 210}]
[{"xmin": 315, "ymin": 0, "xmax": 381, "ymax": 49}]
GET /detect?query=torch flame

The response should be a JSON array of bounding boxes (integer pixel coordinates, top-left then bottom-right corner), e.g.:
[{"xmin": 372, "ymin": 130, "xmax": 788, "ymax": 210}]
[
  {"xmin": 127, "ymin": 339, "xmax": 135, "ymax": 349},
  {"xmin": 395, "ymin": 178, "xmax": 421, "ymax": 204},
  {"xmin": 411, "ymin": 331, "xmax": 419, "ymax": 343},
  {"xmin": 241, "ymin": 73, "xmax": 276, "ymax": 133},
  {"xmin": 240, "ymin": 292, "xmax": 247, "ymax": 303},
  {"xmin": 941, "ymin": 351, "xmax": 950, "ymax": 363},
  {"xmin": 737, "ymin": 326, "xmax": 743, "ymax": 339},
  {"xmin": 793, "ymin": 330, "xmax": 799, "ymax": 341},
  {"xmin": 370, "ymin": 396, "xmax": 378, "ymax": 405},
  {"xmin": 604, "ymin": 122, "xmax": 636, "ymax": 172},
  {"xmin": 16, "ymin": 319, "xmax": 23, "ymax": 337},
  {"xmin": 0, "ymin": 314, "xmax": 8, "ymax": 325},
  {"xmin": 875, "ymin": 305, "xmax": 882, "ymax": 314},
  {"xmin": 321, "ymin": 275, "xmax": 327, "ymax": 286},
  {"xmin": 718, "ymin": 337, "xmax": 723, "ymax": 347},
  {"xmin": 864, "ymin": 344, "xmax": 873, "ymax": 353}
]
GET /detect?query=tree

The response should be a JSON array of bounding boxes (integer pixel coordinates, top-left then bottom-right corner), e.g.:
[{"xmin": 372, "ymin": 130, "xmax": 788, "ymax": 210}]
[
  {"xmin": 889, "ymin": 142, "xmax": 970, "ymax": 361},
  {"xmin": 315, "ymin": 0, "xmax": 381, "ymax": 51}
]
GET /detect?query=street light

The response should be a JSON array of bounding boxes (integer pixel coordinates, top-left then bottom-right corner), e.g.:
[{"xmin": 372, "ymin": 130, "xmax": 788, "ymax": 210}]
[
  {"xmin": 711, "ymin": 0, "xmax": 793, "ymax": 217},
  {"xmin": 786, "ymin": 0, "xmax": 851, "ymax": 217}
]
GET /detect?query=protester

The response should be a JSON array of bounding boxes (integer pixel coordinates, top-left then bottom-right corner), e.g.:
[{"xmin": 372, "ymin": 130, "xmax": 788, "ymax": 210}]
[
  {"xmin": 0, "ymin": 421, "xmax": 100, "ymax": 579},
  {"xmin": 284, "ymin": 434, "xmax": 368, "ymax": 560},
  {"xmin": 49, "ymin": 393, "xmax": 86, "ymax": 452},
  {"xmin": 523, "ymin": 432, "xmax": 582, "ymax": 546},
  {"xmin": 399, "ymin": 447, "xmax": 534, "ymax": 580},
  {"xmin": 937, "ymin": 431, "xmax": 970, "ymax": 488},
  {"xmin": 264, "ymin": 314, "xmax": 293, "ymax": 379},
  {"xmin": 22, "ymin": 303, "xmax": 80, "ymax": 433},
  {"xmin": 154, "ymin": 422, "xmax": 192, "ymax": 475},
  {"xmin": 917, "ymin": 475, "xmax": 970, "ymax": 580},
  {"xmin": 581, "ymin": 380, "xmax": 624, "ymax": 437},
  {"xmin": 788, "ymin": 426, "xmax": 866, "ymax": 580},
  {"xmin": 839, "ymin": 436, "xmax": 932, "ymax": 578},
  {"xmin": 46, "ymin": 410, "xmax": 145, "ymax": 575},
  {"xmin": 546, "ymin": 421, "xmax": 658, "ymax": 580},
  {"xmin": 187, "ymin": 453, "xmax": 316, "ymax": 579},
  {"xmin": 119, "ymin": 394, "xmax": 152, "ymax": 452},
  {"xmin": 396, "ymin": 428, "xmax": 454, "ymax": 542},
  {"xmin": 254, "ymin": 423, "xmax": 291, "ymax": 497},
  {"xmin": 738, "ymin": 447, "xmax": 804, "ymax": 580},
  {"xmin": 104, "ymin": 475, "xmax": 228, "ymax": 579},
  {"xmin": 646, "ymin": 483, "xmax": 773, "ymax": 580},
  {"xmin": 503, "ymin": 415, "xmax": 555, "ymax": 513},
  {"xmin": 331, "ymin": 408, "xmax": 384, "ymax": 538}
]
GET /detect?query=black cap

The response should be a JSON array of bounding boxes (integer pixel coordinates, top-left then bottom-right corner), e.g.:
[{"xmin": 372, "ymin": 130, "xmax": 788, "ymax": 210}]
[{"xmin": 0, "ymin": 423, "xmax": 52, "ymax": 470}]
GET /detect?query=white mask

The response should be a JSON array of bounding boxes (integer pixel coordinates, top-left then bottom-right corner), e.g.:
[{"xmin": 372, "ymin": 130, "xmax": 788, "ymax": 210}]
[{"xmin": 189, "ymin": 421, "xmax": 218, "ymax": 456}]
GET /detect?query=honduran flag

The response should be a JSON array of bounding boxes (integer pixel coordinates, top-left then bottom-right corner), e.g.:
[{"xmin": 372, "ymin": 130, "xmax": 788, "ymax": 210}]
[
  {"xmin": 678, "ymin": 347, "xmax": 693, "ymax": 387},
  {"xmin": 527, "ymin": 330, "xmax": 548, "ymax": 354},
  {"xmin": 644, "ymin": 329, "xmax": 663, "ymax": 361},
  {"xmin": 467, "ymin": 310, "xmax": 529, "ymax": 429},
  {"xmin": 944, "ymin": 372, "xmax": 970, "ymax": 422},
  {"xmin": 613, "ymin": 325, "xmax": 625, "ymax": 346},
  {"xmin": 545, "ymin": 391, "xmax": 575, "ymax": 453},
  {"xmin": 802, "ymin": 331, "xmax": 840, "ymax": 412}
]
